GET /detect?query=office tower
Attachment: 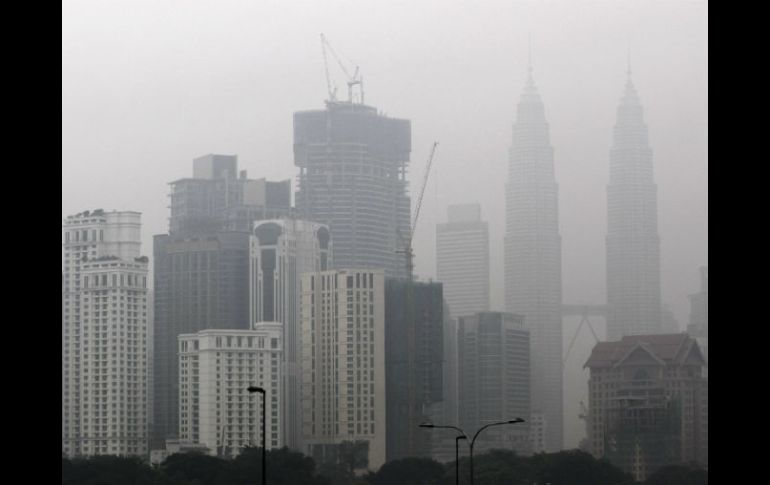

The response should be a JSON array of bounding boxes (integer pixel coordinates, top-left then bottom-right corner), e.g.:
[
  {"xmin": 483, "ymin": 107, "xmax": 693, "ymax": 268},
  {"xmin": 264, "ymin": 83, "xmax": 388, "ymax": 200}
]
[
  {"xmin": 178, "ymin": 324, "xmax": 283, "ymax": 456},
  {"xmin": 153, "ymin": 154, "xmax": 292, "ymax": 448},
  {"xmin": 301, "ymin": 269, "xmax": 386, "ymax": 471},
  {"xmin": 384, "ymin": 279, "xmax": 443, "ymax": 461},
  {"xmin": 250, "ymin": 219, "xmax": 332, "ymax": 450},
  {"xmin": 153, "ymin": 231, "xmax": 251, "ymax": 448},
  {"xmin": 427, "ymin": 301, "xmax": 463, "ymax": 463},
  {"xmin": 606, "ymin": 71, "xmax": 662, "ymax": 340},
  {"xmin": 294, "ymin": 101, "xmax": 411, "ymax": 278},
  {"xmin": 585, "ymin": 334, "xmax": 708, "ymax": 481},
  {"xmin": 686, "ymin": 266, "xmax": 708, "ymax": 363},
  {"xmin": 504, "ymin": 64, "xmax": 562, "ymax": 451},
  {"xmin": 457, "ymin": 312, "xmax": 531, "ymax": 456},
  {"xmin": 436, "ymin": 204, "xmax": 490, "ymax": 318},
  {"xmin": 62, "ymin": 209, "xmax": 148, "ymax": 457},
  {"xmin": 169, "ymin": 154, "xmax": 291, "ymax": 236}
]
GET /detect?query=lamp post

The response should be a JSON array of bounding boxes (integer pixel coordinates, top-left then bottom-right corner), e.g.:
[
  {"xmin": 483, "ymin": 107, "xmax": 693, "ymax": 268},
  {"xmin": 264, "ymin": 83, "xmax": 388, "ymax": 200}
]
[
  {"xmin": 247, "ymin": 386, "xmax": 267, "ymax": 485},
  {"xmin": 419, "ymin": 423, "xmax": 466, "ymax": 485},
  {"xmin": 468, "ymin": 418, "xmax": 525, "ymax": 485}
]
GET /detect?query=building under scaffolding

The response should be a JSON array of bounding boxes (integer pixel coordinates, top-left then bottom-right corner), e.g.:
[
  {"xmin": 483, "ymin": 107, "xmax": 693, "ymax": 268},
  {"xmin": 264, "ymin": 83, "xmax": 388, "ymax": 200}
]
[
  {"xmin": 294, "ymin": 102, "xmax": 411, "ymax": 279},
  {"xmin": 585, "ymin": 334, "xmax": 708, "ymax": 481}
]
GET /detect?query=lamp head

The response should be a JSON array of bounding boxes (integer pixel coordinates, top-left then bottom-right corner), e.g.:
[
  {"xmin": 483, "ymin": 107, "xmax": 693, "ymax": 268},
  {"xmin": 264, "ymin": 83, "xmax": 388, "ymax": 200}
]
[
  {"xmin": 247, "ymin": 386, "xmax": 266, "ymax": 394},
  {"xmin": 508, "ymin": 418, "xmax": 525, "ymax": 424},
  {"xmin": 419, "ymin": 423, "xmax": 434, "ymax": 428}
]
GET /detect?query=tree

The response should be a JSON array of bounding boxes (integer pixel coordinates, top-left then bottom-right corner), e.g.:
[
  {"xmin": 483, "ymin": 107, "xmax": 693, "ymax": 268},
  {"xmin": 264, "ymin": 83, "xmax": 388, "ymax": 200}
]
[
  {"xmin": 465, "ymin": 449, "xmax": 532, "ymax": 485},
  {"xmin": 529, "ymin": 450, "xmax": 634, "ymax": 485},
  {"xmin": 645, "ymin": 463, "xmax": 708, "ymax": 485},
  {"xmin": 159, "ymin": 452, "xmax": 227, "ymax": 485},
  {"xmin": 368, "ymin": 457, "xmax": 446, "ymax": 485},
  {"xmin": 223, "ymin": 446, "xmax": 329, "ymax": 485},
  {"xmin": 62, "ymin": 455, "xmax": 160, "ymax": 485}
]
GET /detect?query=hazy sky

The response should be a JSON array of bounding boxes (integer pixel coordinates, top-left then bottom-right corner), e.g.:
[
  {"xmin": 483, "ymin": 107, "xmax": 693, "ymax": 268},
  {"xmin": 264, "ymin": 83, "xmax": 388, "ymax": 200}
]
[{"xmin": 62, "ymin": 0, "xmax": 707, "ymax": 448}]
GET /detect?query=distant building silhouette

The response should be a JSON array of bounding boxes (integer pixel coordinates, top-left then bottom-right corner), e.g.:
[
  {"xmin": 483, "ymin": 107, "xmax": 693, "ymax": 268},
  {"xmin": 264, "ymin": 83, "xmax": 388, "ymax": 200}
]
[
  {"xmin": 436, "ymin": 204, "xmax": 490, "ymax": 318},
  {"xmin": 686, "ymin": 266, "xmax": 708, "ymax": 363},
  {"xmin": 62, "ymin": 210, "xmax": 149, "ymax": 457},
  {"xmin": 605, "ymin": 73, "xmax": 662, "ymax": 340},
  {"xmin": 504, "ymin": 65, "xmax": 563, "ymax": 452},
  {"xmin": 458, "ymin": 312, "xmax": 531, "ymax": 456},
  {"xmin": 294, "ymin": 102, "xmax": 411, "ymax": 278}
]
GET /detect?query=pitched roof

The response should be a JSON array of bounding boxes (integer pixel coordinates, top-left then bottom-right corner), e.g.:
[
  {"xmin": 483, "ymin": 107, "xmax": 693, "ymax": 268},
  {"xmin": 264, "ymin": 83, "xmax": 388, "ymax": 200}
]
[{"xmin": 584, "ymin": 333, "xmax": 704, "ymax": 369}]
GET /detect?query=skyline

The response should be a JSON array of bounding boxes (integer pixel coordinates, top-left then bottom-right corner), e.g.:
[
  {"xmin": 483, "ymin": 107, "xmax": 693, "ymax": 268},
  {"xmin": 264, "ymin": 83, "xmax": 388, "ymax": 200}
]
[{"xmin": 62, "ymin": 0, "xmax": 707, "ymax": 450}]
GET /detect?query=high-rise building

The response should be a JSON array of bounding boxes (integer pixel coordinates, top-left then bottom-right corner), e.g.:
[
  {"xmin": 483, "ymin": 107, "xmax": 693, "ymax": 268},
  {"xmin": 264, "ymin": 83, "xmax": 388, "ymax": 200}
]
[
  {"xmin": 427, "ymin": 301, "xmax": 463, "ymax": 463},
  {"xmin": 585, "ymin": 334, "xmax": 708, "ymax": 481},
  {"xmin": 294, "ymin": 102, "xmax": 411, "ymax": 278},
  {"xmin": 606, "ymin": 72, "xmax": 662, "ymax": 341},
  {"xmin": 300, "ymin": 269, "xmax": 386, "ymax": 471},
  {"xmin": 153, "ymin": 231, "xmax": 251, "ymax": 448},
  {"xmin": 169, "ymin": 154, "xmax": 291, "ymax": 236},
  {"xmin": 384, "ymin": 279, "xmax": 444, "ymax": 461},
  {"xmin": 153, "ymin": 155, "xmax": 292, "ymax": 448},
  {"xmin": 436, "ymin": 204, "xmax": 490, "ymax": 318},
  {"xmin": 62, "ymin": 210, "xmax": 149, "ymax": 457},
  {"xmin": 178, "ymin": 324, "xmax": 283, "ymax": 456},
  {"xmin": 457, "ymin": 312, "xmax": 531, "ymax": 456},
  {"xmin": 503, "ymin": 65, "xmax": 563, "ymax": 452},
  {"xmin": 250, "ymin": 219, "xmax": 332, "ymax": 449}
]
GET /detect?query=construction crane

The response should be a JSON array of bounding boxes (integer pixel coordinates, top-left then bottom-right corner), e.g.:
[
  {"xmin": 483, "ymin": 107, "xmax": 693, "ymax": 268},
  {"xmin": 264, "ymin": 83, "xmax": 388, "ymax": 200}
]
[
  {"xmin": 397, "ymin": 141, "xmax": 439, "ymax": 280},
  {"xmin": 320, "ymin": 33, "xmax": 364, "ymax": 104}
]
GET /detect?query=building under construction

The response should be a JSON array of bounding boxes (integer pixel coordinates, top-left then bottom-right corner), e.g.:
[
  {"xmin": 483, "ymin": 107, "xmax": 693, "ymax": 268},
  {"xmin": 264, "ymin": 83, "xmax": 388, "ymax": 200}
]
[
  {"xmin": 585, "ymin": 334, "xmax": 708, "ymax": 481},
  {"xmin": 294, "ymin": 101, "xmax": 411, "ymax": 279}
]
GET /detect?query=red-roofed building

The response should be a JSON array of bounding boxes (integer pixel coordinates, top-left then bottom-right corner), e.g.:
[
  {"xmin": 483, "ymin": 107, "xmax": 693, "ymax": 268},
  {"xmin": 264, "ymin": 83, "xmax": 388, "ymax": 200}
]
[{"xmin": 584, "ymin": 333, "xmax": 707, "ymax": 481}]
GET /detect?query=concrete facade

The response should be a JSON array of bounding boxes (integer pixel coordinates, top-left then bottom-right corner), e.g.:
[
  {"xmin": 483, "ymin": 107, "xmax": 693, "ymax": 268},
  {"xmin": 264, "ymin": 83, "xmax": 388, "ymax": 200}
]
[
  {"xmin": 294, "ymin": 102, "xmax": 411, "ymax": 279},
  {"xmin": 585, "ymin": 334, "xmax": 708, "ymax": 481},
  {"xmin": 178, "ymin": 325, "xmax": 283, "ymax": 456},
  {"xmin": 300, "ymin": 269, "xmax": 386, "ymax": 471},
  {"xmin": 62, "ymin": 210, "xmax": 148, "ymax": 458},
  {"xmin": 250, "ymin": 218, "xmax": 332, "ymax": 449}
]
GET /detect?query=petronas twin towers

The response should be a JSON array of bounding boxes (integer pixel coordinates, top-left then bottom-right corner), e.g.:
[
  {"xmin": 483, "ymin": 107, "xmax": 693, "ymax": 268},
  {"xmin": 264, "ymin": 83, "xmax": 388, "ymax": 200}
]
[{"xmin": 504, "ymin": 64, "xmax": 660, "ymax": 452}]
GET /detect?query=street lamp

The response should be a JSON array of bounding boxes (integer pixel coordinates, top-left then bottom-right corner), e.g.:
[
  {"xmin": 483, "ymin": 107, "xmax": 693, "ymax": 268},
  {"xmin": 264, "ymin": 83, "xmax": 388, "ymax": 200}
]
[
  {"xmin": 247, "ymin": 386, "xmax": 267, "ymax": 485},
  {"xmin": 419, "ymin": 423, "xmax": 466, "ymax": 485},
  {"xmin": 468, "ymin": 418, "xmax": 525, "ymax": 485}
]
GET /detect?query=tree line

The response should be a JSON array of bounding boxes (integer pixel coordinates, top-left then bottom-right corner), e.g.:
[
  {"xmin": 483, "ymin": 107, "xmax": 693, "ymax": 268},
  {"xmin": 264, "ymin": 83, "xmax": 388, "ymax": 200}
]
[{"xmin": 62, "ymin": 447, "xmax": 707, "ymax": 485}]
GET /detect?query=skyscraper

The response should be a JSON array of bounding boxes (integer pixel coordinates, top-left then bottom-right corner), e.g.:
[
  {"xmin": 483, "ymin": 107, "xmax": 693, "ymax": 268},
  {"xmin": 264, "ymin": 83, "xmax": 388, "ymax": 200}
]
[
  {"xmin": 606, "ymin": 71, "xmax": 662, "ymax": 341},
  {"xmin": 457, "ymin": 312, "xmax": 531, "ymax": 456},
  {"xmin": 250, "ymin": 218, "xmax": 332, "ymax": 450},
  {"xmin": 153, "ymin": 155, "xmax": 292, "ymax": 449},
  {"xmin": 294, "ymin": 101, "xmax": 411, "ymax": 278},
  {"xmin": 153, "ymin": 231, "xmax": 251, "ymax": 448},
  {"xmin": 300, "ymin": 269, "xmax": 387, "ymax": 471},
  {"xmin": 436, "ymin": 204, "xmax": 490, "ymax": 318},
  {"xmin": 62, "ymin": 210, "xmax": 149, "ymax": 457},
  {"xmin": 504, "ymin": 65, "xmax": 563, "ymax": 451},
  {"xmin": 384, "ymin": 279, "xmax": 444, "ymax": 461}
]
